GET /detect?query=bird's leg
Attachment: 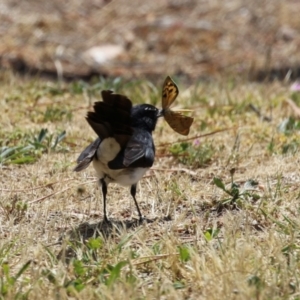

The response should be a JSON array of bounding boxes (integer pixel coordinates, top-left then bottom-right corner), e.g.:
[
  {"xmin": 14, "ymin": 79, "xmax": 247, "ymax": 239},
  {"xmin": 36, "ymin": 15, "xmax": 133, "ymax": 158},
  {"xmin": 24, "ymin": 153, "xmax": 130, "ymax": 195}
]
[
  {"xmin": 100, "ymin": 178, "xmax": 109, "ymax": 222},
  {"xmin": 130, "ymin": 184, "xmax": 143, "ymax": 221}
]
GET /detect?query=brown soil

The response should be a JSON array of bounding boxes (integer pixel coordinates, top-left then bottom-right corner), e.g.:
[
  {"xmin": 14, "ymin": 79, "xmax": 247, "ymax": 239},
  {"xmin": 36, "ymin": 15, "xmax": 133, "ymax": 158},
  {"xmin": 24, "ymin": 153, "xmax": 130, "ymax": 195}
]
[{"xmin": 1, "ymin": 0, "xmax": 300, "ymax": 81}]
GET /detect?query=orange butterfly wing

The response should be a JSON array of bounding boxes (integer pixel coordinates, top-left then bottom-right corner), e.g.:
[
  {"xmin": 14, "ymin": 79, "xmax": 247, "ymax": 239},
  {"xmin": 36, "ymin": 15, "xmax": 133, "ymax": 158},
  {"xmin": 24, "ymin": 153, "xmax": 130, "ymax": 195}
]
[
  {"xmin": 162, "ymin": 76, "xmax": 179, "ymax": 109},
  {"xmin": 162, "ymin": 76, "xmax": 194, "ymax": 135},
  {"xmin": 164, "ymin": 110, "xmax": 194, "ymax": 136}
]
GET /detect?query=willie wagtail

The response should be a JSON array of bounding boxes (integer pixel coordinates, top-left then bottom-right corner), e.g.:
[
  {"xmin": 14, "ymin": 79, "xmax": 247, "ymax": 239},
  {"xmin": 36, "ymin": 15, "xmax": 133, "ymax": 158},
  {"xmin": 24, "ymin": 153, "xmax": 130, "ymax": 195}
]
[{"xmin": 74, "ymin": 90, "xmax": 162, "ymax": 222}]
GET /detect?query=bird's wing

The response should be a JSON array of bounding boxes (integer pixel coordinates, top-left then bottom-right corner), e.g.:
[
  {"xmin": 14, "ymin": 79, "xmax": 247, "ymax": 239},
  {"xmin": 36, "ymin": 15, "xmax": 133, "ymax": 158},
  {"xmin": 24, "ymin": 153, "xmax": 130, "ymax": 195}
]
[
  {"xmin": 74, "ymin": 138, "xmax": 101, "ymax": 172},
  {"xmin": 108, "ymin": 129, "xmax": 155, "ymax": 169},
  {"xmin": 75, "ymin": 91, "xmax": 135, "ymax": 172}
]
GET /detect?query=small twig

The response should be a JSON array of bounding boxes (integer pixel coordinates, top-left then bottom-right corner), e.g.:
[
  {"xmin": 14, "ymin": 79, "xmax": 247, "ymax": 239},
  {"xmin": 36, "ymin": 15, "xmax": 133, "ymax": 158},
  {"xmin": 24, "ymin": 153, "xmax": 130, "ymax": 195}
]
[
  {"xmin": 285, "ymin": 98, "xmax": 300, "ymax": 119},
  {"xmin": 27, "ymin": 179, "xmax": 99, "ymax": 204},
  {"xmin": 1, "ymin": 178, "xmax": 98, "ymax": 194},
  {"xmin": 151, "ymin": 168, "xmax": 197, "ymax": 176},
  {"xmin": 76, "ymin": 179, "xmax": 98, "ymax": 184},
  {"xmin": 157, "ymin": 127, "xmax": 235, "ymax": 147},
  {"xmin": 28, "ymin": 187, "xmax": 71, "ymax": 204},
  {"xmin": 248, "ymin": 104, "xmax": 272, "ymax": 122},
  {"xmin": 0, "ymin": 178, "xmax": 75, "ymax": 193}
]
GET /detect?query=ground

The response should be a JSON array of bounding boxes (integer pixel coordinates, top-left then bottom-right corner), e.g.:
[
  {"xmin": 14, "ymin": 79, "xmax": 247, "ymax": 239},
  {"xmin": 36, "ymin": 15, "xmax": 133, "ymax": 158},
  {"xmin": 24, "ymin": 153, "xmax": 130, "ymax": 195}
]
[
  {"xmin": 1, "ymin": 72, "xmax": 300, "ymax": 298},
  {"xmin": 0, "ymin": 1, "xmax": 300, "ymax": 299},
  {"xmin": 1, "ymin": 0, "xmax": 300, "ymax": 81}
]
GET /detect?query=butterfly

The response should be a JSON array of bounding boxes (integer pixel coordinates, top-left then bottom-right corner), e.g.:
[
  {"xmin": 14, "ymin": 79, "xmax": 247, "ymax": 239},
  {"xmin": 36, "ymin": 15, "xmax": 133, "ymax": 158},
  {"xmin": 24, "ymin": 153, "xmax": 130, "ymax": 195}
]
[{"xmin": 161, "ymin": 76, "xmax": 194, "ymax": 135}]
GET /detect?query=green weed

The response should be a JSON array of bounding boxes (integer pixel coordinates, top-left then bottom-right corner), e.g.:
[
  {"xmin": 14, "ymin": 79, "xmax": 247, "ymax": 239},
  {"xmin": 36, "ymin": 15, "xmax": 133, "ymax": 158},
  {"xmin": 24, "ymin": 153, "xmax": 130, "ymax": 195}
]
[
  {"xmin": 0, "ymin": 128, "xmax": 67, "ymax": 164},
  {"xmin": 169, "ymin": 141, "xmax": 215, "ymax": 168}
]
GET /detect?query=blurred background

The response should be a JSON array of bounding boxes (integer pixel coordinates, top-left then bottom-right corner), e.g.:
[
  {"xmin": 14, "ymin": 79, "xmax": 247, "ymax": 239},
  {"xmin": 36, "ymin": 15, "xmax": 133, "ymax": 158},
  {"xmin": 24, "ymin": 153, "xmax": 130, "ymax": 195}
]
[{"xmin": 1, "ymin": 0, "xmax": 300, "ymax": 83}]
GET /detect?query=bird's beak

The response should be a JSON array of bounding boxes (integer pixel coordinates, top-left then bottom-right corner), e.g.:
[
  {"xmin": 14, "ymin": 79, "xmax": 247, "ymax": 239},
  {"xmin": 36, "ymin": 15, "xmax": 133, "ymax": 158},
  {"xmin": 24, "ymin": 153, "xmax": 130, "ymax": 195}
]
[{"xmin": 157, "ymin": 109, "xmax": 164, "ymax": 118}]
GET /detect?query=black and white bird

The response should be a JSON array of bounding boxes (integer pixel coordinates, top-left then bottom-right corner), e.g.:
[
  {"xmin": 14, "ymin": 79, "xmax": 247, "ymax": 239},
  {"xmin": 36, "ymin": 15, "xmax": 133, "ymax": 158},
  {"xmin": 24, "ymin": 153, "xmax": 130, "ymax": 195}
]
[{"xmin": 74, "ymin": 90, "xmax": 162, "ymax": 222}]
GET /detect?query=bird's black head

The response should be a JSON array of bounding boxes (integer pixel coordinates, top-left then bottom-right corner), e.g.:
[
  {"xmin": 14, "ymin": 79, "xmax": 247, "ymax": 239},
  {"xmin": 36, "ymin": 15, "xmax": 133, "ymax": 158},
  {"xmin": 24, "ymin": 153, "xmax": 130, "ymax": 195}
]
[{"xmin": 131, "ymin": 104, "xmax": 162, "ymax": 132}]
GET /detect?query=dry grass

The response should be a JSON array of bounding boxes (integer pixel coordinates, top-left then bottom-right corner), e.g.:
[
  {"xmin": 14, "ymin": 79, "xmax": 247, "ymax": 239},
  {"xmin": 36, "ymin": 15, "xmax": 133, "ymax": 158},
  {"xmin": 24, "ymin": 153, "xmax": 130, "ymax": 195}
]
[{"xmin": 1, "ymin": 71, "xmax": 300, "ymax": 299}]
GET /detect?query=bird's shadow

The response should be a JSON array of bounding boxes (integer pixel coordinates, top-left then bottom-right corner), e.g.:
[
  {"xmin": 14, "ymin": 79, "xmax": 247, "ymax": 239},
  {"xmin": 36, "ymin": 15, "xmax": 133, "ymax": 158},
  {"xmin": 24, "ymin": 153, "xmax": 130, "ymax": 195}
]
[{"xmin": 57, "ymin": 216, "xmax": 171, "ymax": 262}]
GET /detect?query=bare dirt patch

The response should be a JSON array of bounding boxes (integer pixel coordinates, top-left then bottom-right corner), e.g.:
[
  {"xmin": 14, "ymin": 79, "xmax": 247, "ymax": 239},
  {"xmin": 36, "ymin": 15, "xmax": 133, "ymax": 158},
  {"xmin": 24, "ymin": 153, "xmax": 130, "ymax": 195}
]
[{"xmin": 1, "ymin": 0, "xmax": 300, "ymax": 81}]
